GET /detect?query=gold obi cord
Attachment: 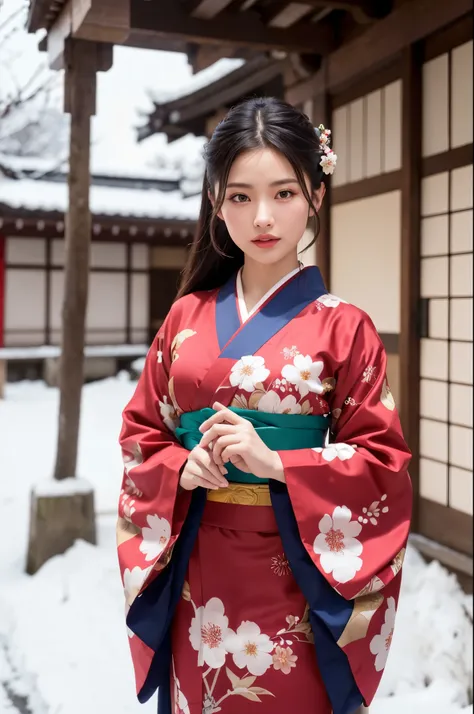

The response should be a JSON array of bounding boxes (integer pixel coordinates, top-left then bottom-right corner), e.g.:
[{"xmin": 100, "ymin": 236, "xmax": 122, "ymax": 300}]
[{"xmin": 206, "ymin": 483, "xmax": 272, "ymax": 507}]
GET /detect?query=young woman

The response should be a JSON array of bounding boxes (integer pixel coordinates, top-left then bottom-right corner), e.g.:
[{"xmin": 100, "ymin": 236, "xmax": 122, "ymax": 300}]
[{"xmin": 117, "ymin": 97, "xmax": 412, "ymax": 714}]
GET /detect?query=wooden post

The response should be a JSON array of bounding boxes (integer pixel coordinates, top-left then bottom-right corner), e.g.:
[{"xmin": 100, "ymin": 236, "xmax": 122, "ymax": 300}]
[
  {"xmin": 0, "ymin": 233, "xmax": 5, "ymax": 399},
  {"xmin": 399, "ymin": 44, "xmax": 422, "ymax": 531},
  {"xmin": 26, "ymin": 39, "xmax": 113, "ymax": 575},
  {"xmin": 313, "ymin": 68, "xmax": 331, "ymax": 290},
  {"xmin": 54, "ymin": 38, "xmax": 96, "ymax": 480}
]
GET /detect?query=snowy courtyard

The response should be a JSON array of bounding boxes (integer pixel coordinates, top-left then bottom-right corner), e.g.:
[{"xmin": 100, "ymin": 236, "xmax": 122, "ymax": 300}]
[{"xmin": 0, "ymin": 375, "xmax": 472, "ymax": 714}]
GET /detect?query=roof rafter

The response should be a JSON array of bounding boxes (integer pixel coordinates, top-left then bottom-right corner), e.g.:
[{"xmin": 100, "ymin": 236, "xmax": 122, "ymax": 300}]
[
  {"xmin": 303, "ymin": 0, "xmax": 392, "ymax": 23},
  {"xmin": 262, "ymin": 2, "xmax": 316, "ymax": 28},
  {"xmin": 129, "ymin": 1, "xmax": 336, "ymax": 53},
  {"xmin": 189, "ymin": 0, "xmax": 236, "ymax": 19}
]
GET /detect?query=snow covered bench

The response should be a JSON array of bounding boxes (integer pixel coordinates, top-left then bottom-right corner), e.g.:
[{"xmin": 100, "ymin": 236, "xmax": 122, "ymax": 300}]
[{"xmin": 0, "ymin": 344, "xmax": 148, "ymax": 396}]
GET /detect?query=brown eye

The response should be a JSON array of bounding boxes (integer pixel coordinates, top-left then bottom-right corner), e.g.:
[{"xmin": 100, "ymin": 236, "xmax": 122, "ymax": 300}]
[
  {"xmin": 277, "ymin": 190, "xmax": 295, "ymax": 199},
  {"xmin": 230, "ymin": 194, "xmax": 249, "ymax": 203}
]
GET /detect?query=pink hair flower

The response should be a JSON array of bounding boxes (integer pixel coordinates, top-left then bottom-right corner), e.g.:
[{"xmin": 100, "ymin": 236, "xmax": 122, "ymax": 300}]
[
  {"xmin": 317, "ymin": 124, "xmax": 336, "ymax": 174},
  {"xmin": 320, "ymin": 150, "xmax": 338, "ymax": 175}
]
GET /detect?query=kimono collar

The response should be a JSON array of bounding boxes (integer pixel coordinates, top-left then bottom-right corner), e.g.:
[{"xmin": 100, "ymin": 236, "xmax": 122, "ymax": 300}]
[
  {"xmin": 216, "ymin": 264, "xmax": 327, "ymax": 359},
  {"xmin": 236, "ymin": 263, "xmax": 303, "ymax": 324}
]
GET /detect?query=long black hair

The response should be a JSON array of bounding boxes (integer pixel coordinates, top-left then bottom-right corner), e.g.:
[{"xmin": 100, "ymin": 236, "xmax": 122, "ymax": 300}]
[{"xmin": 176, "ymin": 97, "xmax": 327, "ymax": 299}]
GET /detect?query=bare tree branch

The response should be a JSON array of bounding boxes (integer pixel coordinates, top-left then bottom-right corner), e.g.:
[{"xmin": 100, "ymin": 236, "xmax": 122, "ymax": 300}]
[{"xmin": 0, "ymin": 0, "xmax": 67, "ymax": 174}]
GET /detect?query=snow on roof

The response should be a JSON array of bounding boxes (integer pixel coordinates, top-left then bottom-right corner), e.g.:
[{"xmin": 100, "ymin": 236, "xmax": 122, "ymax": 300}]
[
  {"xmin": 150, "ymin": 58, "xmax": 245, "ymax": 105},
  {"xmin": 0, "ymin": 8, "xmax": 209, "ymax": 214},
  {"xmin": 0, "ymin": 175, "xmax": 201, "ymax": 220},
  {"xmin": 0, "ymin": 148, "xmax": 183, "ymax": 182},
  {"xmin": 1, "ymin": 6, "xmax": 207, "ymax": 180},
  {"xmin": 92, "ymin": 47, "xmax": 211, "ymax": 176}
]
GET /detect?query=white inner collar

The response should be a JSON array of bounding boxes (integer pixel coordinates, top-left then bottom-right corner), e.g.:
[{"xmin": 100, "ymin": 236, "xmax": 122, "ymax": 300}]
[{"xmin": 236, "ymin": 264, "xmax": 303, "ymax": 324}]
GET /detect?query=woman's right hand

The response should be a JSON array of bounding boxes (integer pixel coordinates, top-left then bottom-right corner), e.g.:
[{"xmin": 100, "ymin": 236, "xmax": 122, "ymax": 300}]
[{"xmin": 179, "ymin": 445, "xmax": 229, "ymax": 491}]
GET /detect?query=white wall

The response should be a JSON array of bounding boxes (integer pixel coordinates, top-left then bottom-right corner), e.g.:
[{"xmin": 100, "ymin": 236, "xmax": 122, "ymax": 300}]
[
  {"xmin": 330, "ymin": 190, "xmax": 401, "ymax": 333},
  {"xmin": 4, "ymin": 237, "xmax": 149, "ymax": 347}
]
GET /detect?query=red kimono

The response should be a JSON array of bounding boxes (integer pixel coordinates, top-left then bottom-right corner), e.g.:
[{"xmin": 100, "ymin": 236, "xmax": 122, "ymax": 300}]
[{"xmin": 117, "ymin": 266, "xmax": 412, "ymax": 714}]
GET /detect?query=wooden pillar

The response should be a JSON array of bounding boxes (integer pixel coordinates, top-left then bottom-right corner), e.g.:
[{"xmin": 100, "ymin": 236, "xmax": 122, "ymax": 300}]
[
  {"xmin": 26, "ymin": 39, "xmax": 112, "ymax": 575},
  {"xmin": 0, "ymin": 233, "xmax": 5, "ymax": 399},
  {"xmin": 53, "ymin": 39, "xmax": 111, "ymax": 480},
  {"xmin": 399, "ymin": 44, "xmax": 422, "ymax": 531},
  {"xmin": 126, "ymin": 241, "xmax": 132, "ymax": 344},
  {"xmin": 53, "ymin": 39, "xmax": 96, "ymax": 479},
  {"xmin": 313, "ymin": 78, "xmax": 331, "ymax": 290}
]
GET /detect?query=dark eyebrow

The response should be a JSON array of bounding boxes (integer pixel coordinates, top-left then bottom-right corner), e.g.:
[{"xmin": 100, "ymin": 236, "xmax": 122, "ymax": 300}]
[{"xmin": 226, "ymin": 178, "xmax": 299, "ymax": 189}]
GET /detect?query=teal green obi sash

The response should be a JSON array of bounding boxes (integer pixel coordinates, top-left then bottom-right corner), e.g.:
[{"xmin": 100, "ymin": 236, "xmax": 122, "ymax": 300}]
[{"xmin": 175, "ymin": 408, "xmax": 329, "ymax": 484}]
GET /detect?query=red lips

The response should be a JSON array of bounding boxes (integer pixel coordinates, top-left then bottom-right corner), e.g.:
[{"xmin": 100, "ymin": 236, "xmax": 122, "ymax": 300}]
[{"xmin": 251, "ymin": 234, "xmax": 281, "ymax": 249}]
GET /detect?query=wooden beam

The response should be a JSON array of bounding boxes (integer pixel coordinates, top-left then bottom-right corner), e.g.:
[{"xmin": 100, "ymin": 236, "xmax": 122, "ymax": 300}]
[
  {"xmin": 27, "ymin": 0, "xmax": 51, "ymax": 32},
  {"xmin": 129, "ymin": 2, "xmax": 336, "ymax": 54},
  {"xmin": 418, "ymin": 499, "xmax": 473, "ymax": 557},
  {"xmin": 332, "ymin": 170, "xmax": 402, "ymax": 204},
  {"xmin": 399, "ymin": 43, "xmax": 422, "ymax": 531},
  {"xmin": 285, "ymin": 0, "xmax": 472, "ymax": 101},
  {"xmin": 423, "ymin": 12, "xmax": 473, "ymax": 62},
  {"xmin": 327, "ymin": 0, "xmax": 472, "ymax": 91},
  {"xmin": 124, "ymin": 32, "xmax": 190, "ymax": 53},
  {"xmin": 409, "ymin": 533, "xmax": 473, "ymax": 578},
  {"xmin": 186, "ymin": 42, "xmax": 248, "ymax": 72},
  {"xmin": 0, "ymin": 210, "xmax": 196, "ymax": 243},
  {"xmin": 422, "ymin": 144, "xmax": 474, "ymax": 178},
  {"xmin": 72, "ymin": 0, "xmax": 130, "ymax": 43}
]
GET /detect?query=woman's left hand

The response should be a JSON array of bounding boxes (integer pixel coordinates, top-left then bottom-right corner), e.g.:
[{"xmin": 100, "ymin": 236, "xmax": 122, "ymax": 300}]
[{"xmin": 199, "ymin": 402, "xmax": 285, "ymax": 482}]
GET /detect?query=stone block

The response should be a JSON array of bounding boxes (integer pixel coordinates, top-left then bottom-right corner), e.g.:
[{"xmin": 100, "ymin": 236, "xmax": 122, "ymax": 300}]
[{"xmin": 26, "ymin": 480, "xmax": 96, "ymax": 575}]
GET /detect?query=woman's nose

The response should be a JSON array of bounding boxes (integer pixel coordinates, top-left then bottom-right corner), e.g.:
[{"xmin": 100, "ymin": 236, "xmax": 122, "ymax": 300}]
[{"xmin": 254, "ymin": 204, "xmax": 274, "ymax": 229}]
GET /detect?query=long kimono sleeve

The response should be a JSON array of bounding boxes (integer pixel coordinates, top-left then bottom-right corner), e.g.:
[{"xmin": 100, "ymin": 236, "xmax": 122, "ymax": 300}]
[
  {"xmin": 278, "ymin": 310, "xmax": 412, "ymax": 601},
  {"xmin": 117, "ymin": 314, "xmax": 191, "ymax": 636}
]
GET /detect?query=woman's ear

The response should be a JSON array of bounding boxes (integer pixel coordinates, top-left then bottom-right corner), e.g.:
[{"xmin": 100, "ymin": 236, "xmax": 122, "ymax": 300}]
[
  {"xmin": 208, "ymin": 190, "xmax": 224, "ymax": 221},
  {"xmin": 308, "ymin": 183, "xmax": 326, "ymax": 216}
]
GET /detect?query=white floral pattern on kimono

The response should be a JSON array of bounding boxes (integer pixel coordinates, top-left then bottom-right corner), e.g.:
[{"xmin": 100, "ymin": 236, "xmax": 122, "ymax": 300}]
[
  {"xmin": 172, "ymin": 658, "xmax": 191, "ymax": 714},
  {"xmin": 159, "ymin": 395, "xmax": 179, "ymax": 433},
  {"xmin": 184, "ymin": 591, "xmax": 310, "ymax": 710},
  {"xmin": 369, "ymin": 596, "xmax": 396, "ymax": 671},
  {"xmin": 122, "ymin": 442, "xmax": 143, "ymax": 474},
  {"xmin": 224, "ymin": 621, "xmax": 274, "ymax": 676},
  {"xmin": 189, "ymin": 597, "xmax": 231, "ymax": 668},
  {"xmin": 230, "ymin": 356, "xmax": 270, "ymax": 392},
  {"xmin": 257, "ymin": 390, "xmax": 302, "ymax": 414},
  {"xmin": 139, "ymin": 515, "xmax": 171, "ymax": 561},
  {"xmin": 123, "ymin": 565, "xmax": 152, "ymax": 606},
  {"xmin": 313, "ymin": 506, "xmax": 363, "ymax": 584},
  {"xmin": 281, "ymin": 354, "xmax": 324, "ymax": 397},
  {"xmin": 313, "ymin": 443, "xmax": 357, "ymax": 462},
  {"xmin": 317, "ymin": 294, "xmax": 345, "ymax": 308},
  {"xmin": 123, "ymin": 565, "xmax": 152, "ymax": 638}
]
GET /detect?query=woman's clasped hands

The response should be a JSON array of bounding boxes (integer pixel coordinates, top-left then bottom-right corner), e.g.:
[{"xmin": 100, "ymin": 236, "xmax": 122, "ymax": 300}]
[{"xmin": 179, "ymin": 402, "xmax": 284, "ymax": 491}]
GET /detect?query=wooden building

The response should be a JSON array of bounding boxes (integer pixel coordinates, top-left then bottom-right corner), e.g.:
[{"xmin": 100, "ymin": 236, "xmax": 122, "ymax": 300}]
[
  {"xmin": 0, "ymin": 161, "xmax": 197, "ymax": 380},
  {"xmin": 138, "ymin": 55, "xmax": 285, "ymax": 143},
  {"xmin": 25, "ymin": 0, "xmax": 473, "ymax": 586}
]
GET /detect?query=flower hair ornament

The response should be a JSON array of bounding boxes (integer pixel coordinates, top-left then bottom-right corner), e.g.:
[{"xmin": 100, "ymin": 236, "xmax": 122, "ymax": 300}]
[{"xmin": 317, "ymin": 124, "xmax": 337, "ymax": 176}]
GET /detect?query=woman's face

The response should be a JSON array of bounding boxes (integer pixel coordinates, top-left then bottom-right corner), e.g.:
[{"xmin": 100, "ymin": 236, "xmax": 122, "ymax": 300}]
[{"xmin": 215, "ymin": 147, "xmax": 325, "ymax": 266}]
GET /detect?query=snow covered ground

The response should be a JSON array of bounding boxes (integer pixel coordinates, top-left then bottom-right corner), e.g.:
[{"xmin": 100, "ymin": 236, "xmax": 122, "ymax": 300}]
[{"xmin": 0, "ymin": 377, "xmax": 472, "ymax": 714}]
